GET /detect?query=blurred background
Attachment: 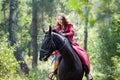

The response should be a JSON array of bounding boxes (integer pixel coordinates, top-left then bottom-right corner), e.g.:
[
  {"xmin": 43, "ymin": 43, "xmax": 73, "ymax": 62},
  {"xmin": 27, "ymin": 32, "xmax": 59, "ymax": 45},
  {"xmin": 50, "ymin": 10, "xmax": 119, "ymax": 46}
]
[{"xmin": 0, "ymin": 0, "xmax": 120, "ymax": 80}]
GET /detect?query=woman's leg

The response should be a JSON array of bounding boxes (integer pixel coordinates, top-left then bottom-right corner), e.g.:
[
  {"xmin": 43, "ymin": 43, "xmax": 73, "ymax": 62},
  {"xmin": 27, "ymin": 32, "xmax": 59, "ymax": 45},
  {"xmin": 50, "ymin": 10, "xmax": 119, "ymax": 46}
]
[{"xmin": 48, "ymin": 54, "xmax": 62, "ymax": 79}]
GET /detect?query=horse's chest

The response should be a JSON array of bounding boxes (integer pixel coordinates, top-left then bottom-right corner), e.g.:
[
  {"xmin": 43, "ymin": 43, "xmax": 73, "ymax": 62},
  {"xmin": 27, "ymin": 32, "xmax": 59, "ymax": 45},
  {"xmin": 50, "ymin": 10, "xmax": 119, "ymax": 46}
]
[{"xmin": 58, "ymin": 61, "xmax": 83, "ymax": 80}]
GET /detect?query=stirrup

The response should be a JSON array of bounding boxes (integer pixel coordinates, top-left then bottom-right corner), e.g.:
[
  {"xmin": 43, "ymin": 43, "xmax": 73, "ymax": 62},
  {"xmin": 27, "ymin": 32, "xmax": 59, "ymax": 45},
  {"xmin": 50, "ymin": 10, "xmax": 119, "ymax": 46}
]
[
  {"xmin": 48, "ymin": 72, "xmax": 55, "ymax": 80},
  {"xmin": 90, "ymin": 77, "xmax": 93, "ymax": 80},
  {"xmin": 85, "ymin": 73, "xmax": 93, "ymax": 80},
  {"xmin": 89, "ymin": 74, "xmax": 93, "ymax": 80}
]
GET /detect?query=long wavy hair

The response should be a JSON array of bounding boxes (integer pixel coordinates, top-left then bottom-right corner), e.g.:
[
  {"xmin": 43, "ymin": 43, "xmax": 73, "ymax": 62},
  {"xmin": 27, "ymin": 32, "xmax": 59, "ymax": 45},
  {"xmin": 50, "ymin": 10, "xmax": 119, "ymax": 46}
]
[{"xmin": 56, "ymin": 13, "xmax": 69, "ymax": 28}]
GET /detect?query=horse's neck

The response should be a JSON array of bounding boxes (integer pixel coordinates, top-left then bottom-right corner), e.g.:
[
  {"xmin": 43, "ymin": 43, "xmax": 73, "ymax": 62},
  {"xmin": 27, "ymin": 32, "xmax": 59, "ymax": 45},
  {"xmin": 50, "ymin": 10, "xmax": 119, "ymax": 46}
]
[
  {"xmin": 60, "ymin": 42, "xmax": 78, "ymax": 63},
  {"xmin": 53, "ymin": 33, "xmax": 78, "ymax": 64},
  {"xmin": 53, "ymin": 33, "xmax": 66, "ymax": 49}
]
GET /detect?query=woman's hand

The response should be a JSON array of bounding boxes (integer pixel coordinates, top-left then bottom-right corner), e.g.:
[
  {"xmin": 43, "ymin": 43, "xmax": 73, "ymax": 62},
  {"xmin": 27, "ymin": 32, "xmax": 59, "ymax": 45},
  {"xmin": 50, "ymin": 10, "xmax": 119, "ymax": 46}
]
[
  {"xmin": 61, "ymin": 33, "xmax": 66, "ymax": 36},
  {"xmin": 59, "ymin": 30, "xmax": 67, "ymax": 36}
]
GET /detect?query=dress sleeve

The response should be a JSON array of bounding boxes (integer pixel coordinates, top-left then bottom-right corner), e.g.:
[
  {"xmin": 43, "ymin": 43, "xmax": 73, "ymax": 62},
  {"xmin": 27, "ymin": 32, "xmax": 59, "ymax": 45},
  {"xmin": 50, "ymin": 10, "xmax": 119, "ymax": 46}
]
[
  {"xmin": 65, "ymin": 24, "xmax": 74, "ymax": 36},
  {"xmin": 56, "ymin": 26, "xmax": 61, "ymax": 32}
]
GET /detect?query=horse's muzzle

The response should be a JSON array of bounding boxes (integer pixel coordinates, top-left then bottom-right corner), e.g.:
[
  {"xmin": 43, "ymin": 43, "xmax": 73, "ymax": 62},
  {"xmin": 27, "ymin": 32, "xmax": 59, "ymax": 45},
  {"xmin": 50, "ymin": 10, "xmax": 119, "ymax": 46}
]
[
  {"xmin": 39, "ymin": 52, "xmax": 48, "ymax": 61},
  {"xmin": 39, "ymin": 52, "xmax": 44, "ymax": 61}
]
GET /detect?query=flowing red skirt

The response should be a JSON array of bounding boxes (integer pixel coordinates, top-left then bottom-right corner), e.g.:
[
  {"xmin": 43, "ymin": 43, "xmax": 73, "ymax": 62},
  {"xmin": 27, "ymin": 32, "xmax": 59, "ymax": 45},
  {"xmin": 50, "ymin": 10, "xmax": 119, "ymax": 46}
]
[{"xmin": 54, "ymin": 42, "xmax": 90, "ymax": 73}]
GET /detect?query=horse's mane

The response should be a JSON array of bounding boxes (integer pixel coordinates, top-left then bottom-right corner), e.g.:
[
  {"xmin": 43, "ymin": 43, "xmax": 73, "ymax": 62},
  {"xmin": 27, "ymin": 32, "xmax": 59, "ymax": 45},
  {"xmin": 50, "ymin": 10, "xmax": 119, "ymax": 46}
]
[
  {"xmin": 52, "ymin": 29, "xmax": 63, "ymax": 37},
  {"xmin": 52, "ymin": 29, "xmax": 59, "ymax": 34},
  {"xmin": 52, "ymin": 29, "xmax": 72, "ymax": 45}
]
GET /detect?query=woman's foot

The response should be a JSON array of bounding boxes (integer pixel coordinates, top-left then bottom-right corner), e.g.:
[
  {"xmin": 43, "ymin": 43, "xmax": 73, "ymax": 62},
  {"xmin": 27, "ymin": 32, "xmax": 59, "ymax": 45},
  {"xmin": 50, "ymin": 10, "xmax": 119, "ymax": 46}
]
[
  {"xmin": 48, "ymin": 72, "xmax": 54, "ymax": 80},
  {"xmin": 86, "ymin": 74, "xmax": 93, "ymax": 80}
]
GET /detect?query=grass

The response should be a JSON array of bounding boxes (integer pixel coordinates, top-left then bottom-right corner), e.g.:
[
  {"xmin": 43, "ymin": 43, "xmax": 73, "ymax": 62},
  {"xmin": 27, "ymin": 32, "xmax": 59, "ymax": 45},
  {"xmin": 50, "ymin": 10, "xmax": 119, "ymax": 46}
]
[{"xmin": 25, "ymin": 55, "xmax": 54, "ymax": 80}]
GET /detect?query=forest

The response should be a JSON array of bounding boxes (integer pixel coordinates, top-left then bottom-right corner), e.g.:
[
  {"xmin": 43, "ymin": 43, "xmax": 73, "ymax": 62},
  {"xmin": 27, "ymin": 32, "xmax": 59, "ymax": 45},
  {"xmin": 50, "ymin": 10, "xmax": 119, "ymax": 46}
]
[{"xmin": 0, "ymin": 0, "xmax": 120, "ymax": 80}]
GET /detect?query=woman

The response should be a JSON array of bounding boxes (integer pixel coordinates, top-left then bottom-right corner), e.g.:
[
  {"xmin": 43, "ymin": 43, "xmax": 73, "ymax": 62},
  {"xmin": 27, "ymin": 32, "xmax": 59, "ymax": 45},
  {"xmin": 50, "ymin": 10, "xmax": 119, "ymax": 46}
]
[{"xmin": 49, "ymin": 13, "xmax": 93, "ymax": 80}]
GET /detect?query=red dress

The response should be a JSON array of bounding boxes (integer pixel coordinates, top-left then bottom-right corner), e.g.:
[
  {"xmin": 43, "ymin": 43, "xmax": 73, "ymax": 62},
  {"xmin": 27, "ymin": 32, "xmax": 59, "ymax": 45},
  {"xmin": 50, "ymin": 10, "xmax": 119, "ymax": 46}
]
[{"xmin": 54, "ymin": 23, "xmax": 90, "ymax": 73}]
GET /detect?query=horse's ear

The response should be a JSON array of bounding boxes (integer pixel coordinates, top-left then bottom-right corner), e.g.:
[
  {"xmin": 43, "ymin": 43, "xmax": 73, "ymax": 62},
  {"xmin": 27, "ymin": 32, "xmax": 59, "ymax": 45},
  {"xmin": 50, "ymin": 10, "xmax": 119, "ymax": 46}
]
[
  {"xmin": 42, "ymin": 27, "xmax": 46, "ymax": 33},
  {"xmin": 49, "ymin": 25, "xmax": 52, "ymax": 34}
]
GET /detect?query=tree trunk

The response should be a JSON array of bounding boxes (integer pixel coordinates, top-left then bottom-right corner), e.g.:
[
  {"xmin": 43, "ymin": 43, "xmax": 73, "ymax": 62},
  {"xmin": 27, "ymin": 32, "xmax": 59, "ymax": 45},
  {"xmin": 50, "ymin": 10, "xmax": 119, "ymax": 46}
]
[
  {"xmin": 31, "ymin": 0, "xmax": 38, "ymax": 68},
  {"xmin": 9, "ymin": 0, "xmax": 15, "ymax": 45},
  {"xmin": 8, "ymin": 0, "xmax": 29, "ymax": 76},
  {"xmin": 3, "ymin": 3, "xmax": 7, "ymax": 33},
  {"xmin": 83, "ymin": 4, "xmax": 89, "ymax": 51}
]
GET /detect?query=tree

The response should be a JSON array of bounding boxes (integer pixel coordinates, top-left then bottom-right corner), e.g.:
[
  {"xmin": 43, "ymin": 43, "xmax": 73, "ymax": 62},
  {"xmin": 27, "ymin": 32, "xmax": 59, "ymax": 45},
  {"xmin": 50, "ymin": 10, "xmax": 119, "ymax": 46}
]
[
  {"xmin": 0, "ymin": 0, "xmax": 9, "ymax": 33},
  {"xmin": 31, "ymin": 0, "xmax": 38, "ymax": 68},
  {"xmin": 83, "ymin": 0, "xmax": 90, "ymax": 51},
  {"xmin": 8, "ymin": 0, "xmax": 29, "ymax": 75},
  {"xmin": 91, "ymin": 0, "xmax": 120, "ymax": 79},
  {"xmin": 67, "ymin": 0, "xmax": 120, "ymax": 80}
]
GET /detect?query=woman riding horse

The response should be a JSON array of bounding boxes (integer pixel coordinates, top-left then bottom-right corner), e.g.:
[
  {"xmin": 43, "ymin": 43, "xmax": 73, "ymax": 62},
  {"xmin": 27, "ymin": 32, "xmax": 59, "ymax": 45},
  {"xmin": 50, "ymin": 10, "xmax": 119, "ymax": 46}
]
[
  {"xmin": 40, "ymin": 26, "xmax": 84, "ymax": 80},
  {"xmin": 48, "ymin": 13, "xmax": 92, "ymax": 80},
  {"xmin": 39, "ymin": 13, "xmax": 92, "ymax": 80}
]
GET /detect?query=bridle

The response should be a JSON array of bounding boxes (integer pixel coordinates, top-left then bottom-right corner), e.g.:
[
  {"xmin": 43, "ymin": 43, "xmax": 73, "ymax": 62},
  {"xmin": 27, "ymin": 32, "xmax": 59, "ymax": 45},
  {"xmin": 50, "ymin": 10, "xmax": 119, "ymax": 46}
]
[
  {"xmin": 40, "ymin": 33, "xmax": 66, "ymax": 57},
  {"xmin": 40, "ymin": 35, "xmax": 55, "ymax": 54}
]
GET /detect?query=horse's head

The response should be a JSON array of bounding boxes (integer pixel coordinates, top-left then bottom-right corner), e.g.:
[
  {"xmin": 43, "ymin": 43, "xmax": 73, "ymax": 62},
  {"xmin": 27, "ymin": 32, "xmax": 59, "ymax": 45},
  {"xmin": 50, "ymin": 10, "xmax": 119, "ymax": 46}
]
[{"xmin": 39, "ymin": 26, "xmax": 55, "ymax": 61}]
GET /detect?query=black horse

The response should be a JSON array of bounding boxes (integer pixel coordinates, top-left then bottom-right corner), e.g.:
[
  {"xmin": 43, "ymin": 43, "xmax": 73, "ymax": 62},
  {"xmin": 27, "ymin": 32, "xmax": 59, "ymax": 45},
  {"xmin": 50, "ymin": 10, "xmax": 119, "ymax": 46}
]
[{"xmin": 39, "ymin": 26, "xmax": 84, "ymax": 80}]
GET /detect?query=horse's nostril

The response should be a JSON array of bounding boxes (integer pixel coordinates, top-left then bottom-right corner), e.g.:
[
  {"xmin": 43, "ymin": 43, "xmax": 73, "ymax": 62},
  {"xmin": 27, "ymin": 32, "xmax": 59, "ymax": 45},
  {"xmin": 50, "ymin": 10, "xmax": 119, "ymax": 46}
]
[{"xmin": 44, "ymin": 58, "xmax": 48, "ymax": 61}]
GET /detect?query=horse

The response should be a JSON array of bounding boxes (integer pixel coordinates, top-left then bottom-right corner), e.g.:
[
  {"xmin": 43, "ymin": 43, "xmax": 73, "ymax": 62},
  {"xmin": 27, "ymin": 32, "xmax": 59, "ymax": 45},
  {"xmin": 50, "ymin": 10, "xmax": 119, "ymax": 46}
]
[{"xmin": 39, "ymin": 26, "xmax": 84, "ymax": 80}]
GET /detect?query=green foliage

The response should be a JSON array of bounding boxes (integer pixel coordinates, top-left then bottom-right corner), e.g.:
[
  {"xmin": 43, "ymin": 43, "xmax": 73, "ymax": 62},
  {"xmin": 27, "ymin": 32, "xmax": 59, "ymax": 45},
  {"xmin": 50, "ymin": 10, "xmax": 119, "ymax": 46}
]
[
  {"xmin": 67, "ymin": 0, "xmax": 120, "ymax": 80},
  {"xmin": 0, "ymin": 36, "xmax": 21, "ymax": 80},
  {"xmin": 0, "ymin": 36, "xmax": 54, "ymax": 80},
  {"xmin": 24, "ymin": 56, "xmax": 54, "ymax": 80},
  {"xmin": 112, "ymin": 56, "xmax": 120, "ymax": 80},
  {"xmin": 96, "ymin": 9, "xmax": 120, "ymax": 80},
  {"xmin": 110, "ymin": 14, "xmax": 120, "ymax": 80},
  {"xmin": 14, "ymin": 0, "xmax": 32, "ymax": 56},
  {"xmin": 67, "ymin": 0, "xmax": 96, "ymax": 27},
  {"xmin": 0, "ymin": 0, "xmax": 120, "ymax": 80}
]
